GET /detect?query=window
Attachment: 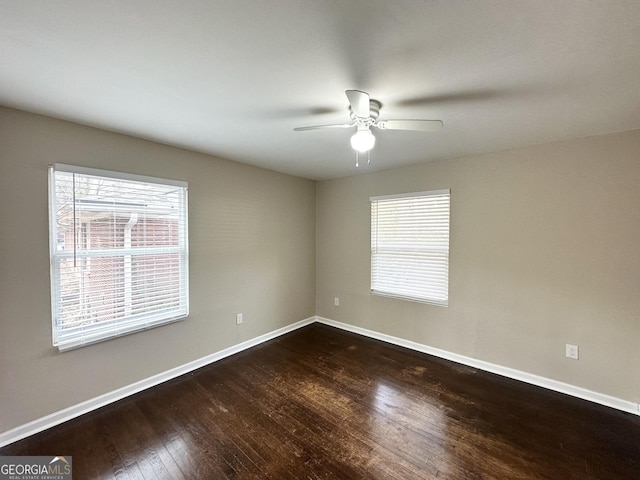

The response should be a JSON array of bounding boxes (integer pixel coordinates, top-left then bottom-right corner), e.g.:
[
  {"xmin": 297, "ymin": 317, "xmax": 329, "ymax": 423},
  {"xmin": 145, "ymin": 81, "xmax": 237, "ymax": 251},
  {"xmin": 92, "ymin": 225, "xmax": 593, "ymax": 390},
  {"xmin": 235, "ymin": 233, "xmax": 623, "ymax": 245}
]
[
  {"xmin": 48, "ymin": 164, "xmax": 188, "ymax": 351},
  {"xmin": 370, "ymin": 189, "xmax": 450, "ymax": 306}
]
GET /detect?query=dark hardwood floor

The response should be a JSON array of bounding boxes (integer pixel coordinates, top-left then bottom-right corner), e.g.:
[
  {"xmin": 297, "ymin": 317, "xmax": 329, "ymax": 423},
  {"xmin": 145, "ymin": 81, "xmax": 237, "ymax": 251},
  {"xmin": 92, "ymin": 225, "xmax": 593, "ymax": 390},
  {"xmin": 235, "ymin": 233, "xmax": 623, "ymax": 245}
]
[{"xmin": 2, "ymin": 323, "xmax": 640, "ymax": 479}]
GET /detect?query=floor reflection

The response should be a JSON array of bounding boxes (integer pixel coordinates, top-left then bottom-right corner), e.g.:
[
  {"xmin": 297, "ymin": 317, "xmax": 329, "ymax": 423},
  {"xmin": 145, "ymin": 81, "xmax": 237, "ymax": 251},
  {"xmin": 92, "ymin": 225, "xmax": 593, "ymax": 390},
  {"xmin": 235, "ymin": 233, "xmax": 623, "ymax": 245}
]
[{"xmin": 370, "ymin": 379, "xmax": 454, "ymax": 477}]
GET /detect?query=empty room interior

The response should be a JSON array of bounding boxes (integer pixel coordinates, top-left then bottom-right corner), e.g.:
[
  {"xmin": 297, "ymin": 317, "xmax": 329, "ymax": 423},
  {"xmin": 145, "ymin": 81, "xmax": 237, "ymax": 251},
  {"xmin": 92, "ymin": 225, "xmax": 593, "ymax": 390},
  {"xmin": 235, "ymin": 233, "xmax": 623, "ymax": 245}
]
[{"xmin": 1, "ymin": 1, "xmax": 640, "ymax": 479}]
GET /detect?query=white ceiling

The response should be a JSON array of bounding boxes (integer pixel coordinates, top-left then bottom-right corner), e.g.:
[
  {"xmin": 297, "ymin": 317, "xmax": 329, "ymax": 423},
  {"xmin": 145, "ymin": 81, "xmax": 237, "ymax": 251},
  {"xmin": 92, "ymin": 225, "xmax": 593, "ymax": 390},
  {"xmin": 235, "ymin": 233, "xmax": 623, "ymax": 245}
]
[{"xmin": 2, "ymin": 1, "xmax": 640, "ymax": 180}]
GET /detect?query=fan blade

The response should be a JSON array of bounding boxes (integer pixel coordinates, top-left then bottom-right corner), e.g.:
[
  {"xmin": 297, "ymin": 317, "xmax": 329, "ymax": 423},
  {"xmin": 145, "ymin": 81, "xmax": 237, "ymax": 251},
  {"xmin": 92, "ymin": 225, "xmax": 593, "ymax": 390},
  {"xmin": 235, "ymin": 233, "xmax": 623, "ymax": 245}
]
[
  {"xmin": 346, "ymin": 90, "xmax": 370, "ymax": 118},
  {"xmin": 376, "ymin": 119, "xmax": 443, "ymax": 131},
  {"xmin": 293, "ymin": 123, "xmax": 354, "ymax": 131}
]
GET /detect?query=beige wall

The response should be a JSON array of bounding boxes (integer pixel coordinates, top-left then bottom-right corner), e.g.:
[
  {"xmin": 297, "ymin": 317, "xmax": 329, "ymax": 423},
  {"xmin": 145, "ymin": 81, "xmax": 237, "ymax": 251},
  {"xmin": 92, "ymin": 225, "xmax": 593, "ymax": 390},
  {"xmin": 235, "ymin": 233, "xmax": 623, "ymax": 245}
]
[
  {"xmin": 2, "ymin": 104, "xmax": 639, "ymax": 435},
  {"xmin": 0, "ymin": 107, "xmax": 316, "ymax": 433},
  {"xmin": 316, "ymin": 129, "xmax": 640, "ymax": 404}
]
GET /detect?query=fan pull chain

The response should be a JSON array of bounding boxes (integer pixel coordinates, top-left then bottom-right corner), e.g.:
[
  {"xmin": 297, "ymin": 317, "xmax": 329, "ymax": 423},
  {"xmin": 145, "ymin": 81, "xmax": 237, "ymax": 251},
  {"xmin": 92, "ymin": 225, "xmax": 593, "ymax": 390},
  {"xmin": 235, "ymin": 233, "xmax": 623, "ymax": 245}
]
[{"xmin": 354, "ymin": 151, "xmax": 372, "ymax": 168}]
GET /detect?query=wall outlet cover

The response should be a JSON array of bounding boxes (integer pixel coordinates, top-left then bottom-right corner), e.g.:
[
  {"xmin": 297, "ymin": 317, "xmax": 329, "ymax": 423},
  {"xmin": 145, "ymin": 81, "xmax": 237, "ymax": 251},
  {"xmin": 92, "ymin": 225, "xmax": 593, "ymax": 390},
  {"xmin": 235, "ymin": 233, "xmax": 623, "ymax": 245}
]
[{"xmin": 566, "ymin": 344, "xmax": 579, "ymax": 360}]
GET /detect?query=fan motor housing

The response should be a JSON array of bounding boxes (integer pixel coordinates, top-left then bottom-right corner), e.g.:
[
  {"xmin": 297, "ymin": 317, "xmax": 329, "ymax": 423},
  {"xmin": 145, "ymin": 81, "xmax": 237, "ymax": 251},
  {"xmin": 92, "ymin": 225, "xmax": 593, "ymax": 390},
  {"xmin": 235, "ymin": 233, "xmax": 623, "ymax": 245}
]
[{"xmin": 349, "ymin": 99, "xmax": 381, "ymax": 121}]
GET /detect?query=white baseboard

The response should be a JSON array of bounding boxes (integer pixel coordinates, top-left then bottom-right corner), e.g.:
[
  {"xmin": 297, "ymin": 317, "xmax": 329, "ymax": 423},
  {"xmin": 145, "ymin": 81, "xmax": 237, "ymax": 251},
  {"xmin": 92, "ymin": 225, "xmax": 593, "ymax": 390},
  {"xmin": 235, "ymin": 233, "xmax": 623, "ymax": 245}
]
[
  {"xmin": 3, "ymin": 314, "xmax": 637, "ymax": 449},
  {"xmin": 316, "ymin": 316, "xmax": 640, "ymax": 416},
  {"xmin": 0, "ymin": 316, "xmax": 316, "ymax": 449}
]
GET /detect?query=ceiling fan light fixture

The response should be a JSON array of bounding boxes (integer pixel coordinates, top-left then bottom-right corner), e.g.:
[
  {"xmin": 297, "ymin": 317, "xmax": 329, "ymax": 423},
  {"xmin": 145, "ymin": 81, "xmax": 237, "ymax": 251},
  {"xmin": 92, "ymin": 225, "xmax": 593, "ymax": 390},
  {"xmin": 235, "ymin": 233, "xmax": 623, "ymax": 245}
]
[
  {"xmin": 350, "ymin": 128, "xmax": 376, "ymax": 152},
  {"xmin": 294, "ymin": 90, "xmax": 443, "ymax": 160}
]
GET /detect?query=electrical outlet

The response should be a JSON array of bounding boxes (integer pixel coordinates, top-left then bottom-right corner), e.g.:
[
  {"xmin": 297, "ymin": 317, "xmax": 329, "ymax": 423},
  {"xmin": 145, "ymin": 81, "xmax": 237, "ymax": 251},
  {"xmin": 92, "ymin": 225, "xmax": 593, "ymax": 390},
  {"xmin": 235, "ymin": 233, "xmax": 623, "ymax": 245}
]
[
  {"xmin": 334, "ymin": 297, "xmax": 340, "ymax": 306},
  {"xmin": 236, "ymin": 313, "xmax": 243, "ymax": 325},
  {"xmin": 565, "ymin": 344, "xmax": 579, "ymax": 360}
]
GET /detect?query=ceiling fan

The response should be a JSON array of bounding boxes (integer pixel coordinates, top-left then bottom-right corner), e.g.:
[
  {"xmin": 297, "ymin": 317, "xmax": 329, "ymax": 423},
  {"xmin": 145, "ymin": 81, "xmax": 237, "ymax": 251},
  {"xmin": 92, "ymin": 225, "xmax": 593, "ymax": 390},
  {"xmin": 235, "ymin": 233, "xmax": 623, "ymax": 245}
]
[{"xmin": 293, "ymin": 90, "xmax": 443, "ymax": 166}]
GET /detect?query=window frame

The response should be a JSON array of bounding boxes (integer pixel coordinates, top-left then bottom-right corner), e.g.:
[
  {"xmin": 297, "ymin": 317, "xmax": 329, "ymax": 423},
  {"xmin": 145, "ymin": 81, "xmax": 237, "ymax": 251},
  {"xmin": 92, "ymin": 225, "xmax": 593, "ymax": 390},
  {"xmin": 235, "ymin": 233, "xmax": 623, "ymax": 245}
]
[
  {"xmin": 370, "ymin": 189, "xmax": 450, "ymax": 307},
  {"xmin": 48, "ymin": 164, "xmax": 189, "ymax": 351}
]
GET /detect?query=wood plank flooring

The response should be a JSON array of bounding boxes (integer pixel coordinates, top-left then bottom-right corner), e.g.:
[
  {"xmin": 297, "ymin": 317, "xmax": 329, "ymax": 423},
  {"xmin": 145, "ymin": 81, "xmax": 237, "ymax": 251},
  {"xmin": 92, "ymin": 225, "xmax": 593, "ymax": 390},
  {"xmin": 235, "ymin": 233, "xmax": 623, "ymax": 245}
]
[{"xmin": 2, "ymin": 323, "xmax": 640, "ymax": 479}]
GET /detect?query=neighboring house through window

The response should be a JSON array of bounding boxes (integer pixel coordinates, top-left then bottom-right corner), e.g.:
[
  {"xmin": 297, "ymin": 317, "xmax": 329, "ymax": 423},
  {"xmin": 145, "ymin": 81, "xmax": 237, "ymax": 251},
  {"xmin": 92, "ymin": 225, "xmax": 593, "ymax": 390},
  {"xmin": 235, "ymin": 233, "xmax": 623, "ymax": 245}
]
[
  {"xmin": 370, "ymin": 189, "xmax": 450, "ymax": 306},
  {"xmin": 49, "ymin": 164, "xmax": 189, "ymax": 351}
]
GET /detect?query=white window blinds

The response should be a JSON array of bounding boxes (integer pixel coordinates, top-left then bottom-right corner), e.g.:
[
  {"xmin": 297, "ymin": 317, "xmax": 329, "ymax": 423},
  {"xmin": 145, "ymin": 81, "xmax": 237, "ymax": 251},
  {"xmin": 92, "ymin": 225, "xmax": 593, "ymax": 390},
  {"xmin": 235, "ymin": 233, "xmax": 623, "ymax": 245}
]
[
  {"xmin": 49, "ymin": 164, "xmax": 189, "ymax": 351},
  {"xmin": 371, "ymin": 189, "xmax": 450, "ymax": 306}
]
